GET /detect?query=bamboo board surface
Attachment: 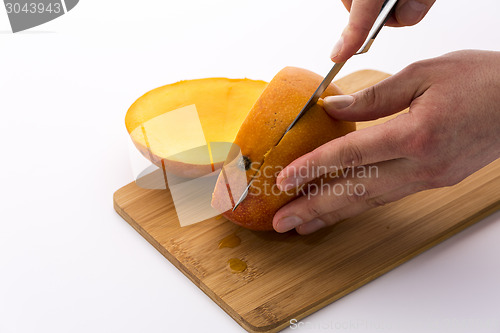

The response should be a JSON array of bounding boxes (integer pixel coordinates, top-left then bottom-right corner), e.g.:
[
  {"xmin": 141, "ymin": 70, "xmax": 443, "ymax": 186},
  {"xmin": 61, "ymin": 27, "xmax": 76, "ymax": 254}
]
[{"xmin": 113, "ymin": 70, "xmax": 500, "ymax": 333}]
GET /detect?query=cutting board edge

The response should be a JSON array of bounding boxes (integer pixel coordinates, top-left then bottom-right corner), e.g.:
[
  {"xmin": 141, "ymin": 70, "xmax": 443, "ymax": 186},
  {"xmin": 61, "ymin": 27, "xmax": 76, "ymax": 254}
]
[
  {"xmin": 269, "ymin": 200, "xmax": 500, "ymax": 331},
  {"xmin": 113, "ymin": 187, "xmax": 500, "ymax": 333},
  {"xmin": 113, "ymin": 192, "xmax": 258, "ymax": 333}
]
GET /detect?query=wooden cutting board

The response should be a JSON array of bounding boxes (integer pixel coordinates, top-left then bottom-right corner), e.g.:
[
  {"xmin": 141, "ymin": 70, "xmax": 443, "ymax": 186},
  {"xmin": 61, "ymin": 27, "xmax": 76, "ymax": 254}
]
[{"xmin": 113, "ymin": 70, "xmax": 500, "ymax": 333}]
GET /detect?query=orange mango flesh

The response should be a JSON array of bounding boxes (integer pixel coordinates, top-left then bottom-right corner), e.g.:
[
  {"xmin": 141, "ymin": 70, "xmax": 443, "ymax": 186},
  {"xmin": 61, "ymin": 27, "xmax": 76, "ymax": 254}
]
[{"xmin": 126, "ymin": 78, "xmax": 268, "ymax": 178}]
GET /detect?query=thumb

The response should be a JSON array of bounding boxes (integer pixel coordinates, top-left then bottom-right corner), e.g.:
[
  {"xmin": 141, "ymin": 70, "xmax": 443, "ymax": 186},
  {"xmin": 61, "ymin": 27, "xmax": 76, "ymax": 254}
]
[{"xmin": 323, "ymin": 66, "xmax": 428, "ymax": 121}]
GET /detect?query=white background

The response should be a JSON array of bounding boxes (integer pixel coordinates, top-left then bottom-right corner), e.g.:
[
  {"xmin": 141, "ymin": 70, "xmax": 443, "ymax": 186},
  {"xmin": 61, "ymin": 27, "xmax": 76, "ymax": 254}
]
[{"xmin": 1, "ymin": 0, "xmax": 500, "ymax": 332}]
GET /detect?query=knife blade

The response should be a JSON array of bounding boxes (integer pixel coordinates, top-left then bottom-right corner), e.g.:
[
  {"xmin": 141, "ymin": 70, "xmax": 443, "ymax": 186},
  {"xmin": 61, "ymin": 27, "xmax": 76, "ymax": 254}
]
[
  {"xmin": 279, "ymin": 0, "xmax": 399, "ymax": 142},
  {"xmin": 232, "ymin": 0, "xmax": 399, "ymax": 211}
]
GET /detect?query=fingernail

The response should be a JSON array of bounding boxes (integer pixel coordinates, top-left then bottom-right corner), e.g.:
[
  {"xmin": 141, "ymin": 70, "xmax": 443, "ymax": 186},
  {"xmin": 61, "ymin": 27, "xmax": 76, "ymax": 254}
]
[
  {"xmin": 398, "ymin": 0, "xmax": 427, "ymax": 25},
  {"xmin": 330, "ymin": 36, "xmax": 344, "ymax": 60},
  {"xmin": 276, "ymin": 215, "xmax": 303, "ymax": 233},
  {"xmin": 324, "ymin": 95, "xmax": 354, "ymax": 109},
  {"xmin": 278, "ymin": 177, "xmax": 302, "ymax": 191},
  {"xmin": 296, "ymin": 218, "xmax": 326, "ymax": 235}
]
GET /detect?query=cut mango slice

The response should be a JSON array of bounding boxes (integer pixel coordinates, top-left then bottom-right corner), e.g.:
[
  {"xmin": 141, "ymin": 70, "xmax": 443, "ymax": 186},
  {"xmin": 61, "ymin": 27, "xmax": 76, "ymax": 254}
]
[{"xmin": 126, "ymin": 78, "xmax": 267, "ymax": 178}]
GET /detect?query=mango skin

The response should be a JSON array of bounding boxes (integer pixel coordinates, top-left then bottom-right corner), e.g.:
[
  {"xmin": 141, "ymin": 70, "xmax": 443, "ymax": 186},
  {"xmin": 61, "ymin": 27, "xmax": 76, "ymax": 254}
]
[{"xmin": 211, "ymin": 67, "xmax": 356, "ymax": 231}]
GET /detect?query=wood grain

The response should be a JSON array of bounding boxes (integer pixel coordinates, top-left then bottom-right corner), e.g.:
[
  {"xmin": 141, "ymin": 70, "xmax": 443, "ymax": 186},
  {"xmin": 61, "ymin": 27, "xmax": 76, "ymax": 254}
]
[{"xmin": 113, "ymin": 70, "xmax": 500, "ymax": 333}]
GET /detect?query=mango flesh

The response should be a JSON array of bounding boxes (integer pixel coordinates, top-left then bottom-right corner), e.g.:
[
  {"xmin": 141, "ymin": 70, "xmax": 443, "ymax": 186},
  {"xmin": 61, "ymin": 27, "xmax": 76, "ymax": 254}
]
[
  {"xmin": 211, "ymin": 67, "xmax": 356, "ymax": 231},
  {"xmin": 126, "ymin": 78, "xmax": 268, "ymax": 178}
]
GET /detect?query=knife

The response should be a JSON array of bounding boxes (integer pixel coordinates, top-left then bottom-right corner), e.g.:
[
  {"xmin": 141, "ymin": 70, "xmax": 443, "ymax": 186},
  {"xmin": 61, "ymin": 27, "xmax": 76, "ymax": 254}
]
[{"xmin": 232, "ymin": 0, "xmax": 399, "ymax": 211}]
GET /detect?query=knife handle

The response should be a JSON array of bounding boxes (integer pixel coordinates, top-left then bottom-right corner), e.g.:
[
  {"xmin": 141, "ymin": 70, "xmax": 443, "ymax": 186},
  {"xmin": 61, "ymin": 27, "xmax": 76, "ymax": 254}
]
[{"xmin": 356, "ymin": 0, "xmax": 399, "ymax": 55}]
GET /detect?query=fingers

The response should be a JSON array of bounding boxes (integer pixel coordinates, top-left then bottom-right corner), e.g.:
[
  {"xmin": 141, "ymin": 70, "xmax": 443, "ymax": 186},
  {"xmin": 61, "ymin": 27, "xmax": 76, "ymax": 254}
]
[
  {"xmin": 323, "ymin": 64, "xmax": 429, "ymax": 122},
  {"xmin": 273, "ymin": 159, "xmax": 417, "ymax": 233},
  {"xmin": 277, "ymin": 119, "xmax": 408, "ymax": 191},
  {"xmin": 277, "ymin": 63, "xmax": 431, "ymax": 193},
  {"xmin": 331, "ymin": 0, "xmax": 436, "ymax": 62},
  {"xmin": 331, "ymin": 0, "xmax": 386, "ymax": 62},
  {"xmin": 295, "ymin": 197, "xmax": 371, "ymax": 235},
  {"xmin": 393, "ymin": 0, "xmax": 436, "ymax": 27},
  {"xmin": 294, "ymin": 180, "xmax": 430, "ymax": 235}
]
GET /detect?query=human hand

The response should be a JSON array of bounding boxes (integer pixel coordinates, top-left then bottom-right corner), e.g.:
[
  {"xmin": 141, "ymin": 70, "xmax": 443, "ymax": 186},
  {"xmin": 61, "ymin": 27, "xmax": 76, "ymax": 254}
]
[
  {"xmin": 331, "ymin": 0, "xmax": 436, "ymax": 62},
  {"xmin": 273, "ymin": 50, "xmax": 500, "ymax": 234}
]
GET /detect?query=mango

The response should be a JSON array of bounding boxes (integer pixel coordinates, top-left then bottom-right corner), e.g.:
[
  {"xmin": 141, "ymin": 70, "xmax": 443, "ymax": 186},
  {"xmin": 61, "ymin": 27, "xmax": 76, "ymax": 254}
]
[{"xmin": 211, "ymin": 67, "xmax": 356, "ymax": 230}]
